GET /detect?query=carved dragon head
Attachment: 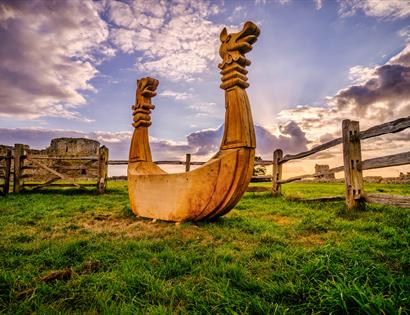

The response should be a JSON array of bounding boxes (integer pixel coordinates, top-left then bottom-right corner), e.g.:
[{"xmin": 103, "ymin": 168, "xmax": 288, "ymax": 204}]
[
  {"xmin": 219, "ymin": 21, "xmax": 260, "ymax": 69},
  {"xmin": 133, "ymin": 77, "xmax": 159, "ymax": 128},
  {"xmin": 137, "ymin": 77, "xmax": 159, "ymax": 99}
]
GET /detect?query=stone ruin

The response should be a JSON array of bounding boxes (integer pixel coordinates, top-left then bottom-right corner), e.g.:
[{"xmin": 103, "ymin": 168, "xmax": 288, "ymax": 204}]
[
  {"xmin": 314, "ymin": 164, "xmax": 335, "ymax": 182},
  {"xmin": 1, "ymin": 138, "xmax": 104, "ymax": 182}
]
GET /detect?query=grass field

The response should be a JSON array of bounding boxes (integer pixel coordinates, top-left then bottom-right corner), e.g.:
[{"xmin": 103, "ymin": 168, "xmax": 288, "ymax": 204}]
[{"xmin": 0, "ymin": 181, "xmax": 409, "ymax": 314}]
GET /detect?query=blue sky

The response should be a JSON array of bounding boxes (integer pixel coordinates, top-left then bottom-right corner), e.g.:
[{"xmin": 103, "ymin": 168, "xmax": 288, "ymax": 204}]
[{"xmin": 0, "ymin": 0, "xmax": 409, "ymax": 176}]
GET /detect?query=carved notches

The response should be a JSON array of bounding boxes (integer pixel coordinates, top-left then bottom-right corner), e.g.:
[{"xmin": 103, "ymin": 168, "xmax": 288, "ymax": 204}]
[
  {"xmin": 219, "ymin": 21, "xmax": 260, "ymax": 90},
  {"xmin": 132, "ymin": 77, "xmax": 159, "ymax": 128}
]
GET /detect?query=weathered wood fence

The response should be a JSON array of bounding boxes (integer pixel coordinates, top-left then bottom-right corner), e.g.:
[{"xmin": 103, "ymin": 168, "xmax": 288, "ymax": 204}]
[
  {"xmin": 1, "ymin": 145, "xmax": 109, "ymax": 194},
  {"xmin": 267, "ymin": 116, "xmax": 410, "ymax": 209},
  {"xmin": 0, "ymin": 149, "xmax": 12, "ymax": 195}
]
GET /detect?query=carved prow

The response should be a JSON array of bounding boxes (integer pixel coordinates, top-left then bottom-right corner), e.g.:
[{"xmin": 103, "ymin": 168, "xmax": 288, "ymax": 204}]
[{"xmin": 129, "ymin": 77, "xmax": 158, "ymax": 163}]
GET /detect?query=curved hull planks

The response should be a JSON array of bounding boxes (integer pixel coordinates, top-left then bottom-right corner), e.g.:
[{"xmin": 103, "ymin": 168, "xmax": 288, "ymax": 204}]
[{"xmin": 128, "ymin": 148, "xmax": 254, "ymax": 222}]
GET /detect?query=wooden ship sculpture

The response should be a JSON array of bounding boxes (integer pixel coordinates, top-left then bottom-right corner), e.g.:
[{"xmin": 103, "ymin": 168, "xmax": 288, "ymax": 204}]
[{"xmin": 128, "ymin": 21, "xmax": 260, "ymax": 222}]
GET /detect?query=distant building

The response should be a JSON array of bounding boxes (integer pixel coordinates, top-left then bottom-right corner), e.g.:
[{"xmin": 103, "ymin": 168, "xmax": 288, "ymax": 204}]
[{"xmin": 314, "ymin": 164, "xmax": 335, "ymax": 181}]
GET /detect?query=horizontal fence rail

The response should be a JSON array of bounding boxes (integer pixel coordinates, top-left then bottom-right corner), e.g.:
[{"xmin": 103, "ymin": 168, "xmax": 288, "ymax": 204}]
[
  {"xmin": 27, "ymin": 156, "xmax": 99, "ymax": 161},
  {"xmin": 359, "ymin": 151, "xmax": 410, "ymax": 171},
  {"xmin": 365, "ymin": 193, "xmax": 410, "ymax": 208},
  {"xmin": 108, "ymin": 160, "xmax": 272, "ymax": 166}
]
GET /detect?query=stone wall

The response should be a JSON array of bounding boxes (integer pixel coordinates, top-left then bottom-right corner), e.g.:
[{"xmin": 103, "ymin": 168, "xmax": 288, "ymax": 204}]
[
  {"xmin": 45, "ymin": 138, "xmax": 100, "ymax": 157},
  {"xmin": 314, "ymin": 164, "xmax": 335, "ymax": 181}
]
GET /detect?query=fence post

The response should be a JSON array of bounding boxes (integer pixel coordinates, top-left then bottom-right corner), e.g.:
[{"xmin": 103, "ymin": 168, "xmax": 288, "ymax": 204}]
[
  {"xmin": 3, "ymin": 149, "xmax": 11, "ymax": 195},
  {"xmin": 185, "ymin": 154, "xmax": 191, "ymax": 172},
  {"xmin": 342, "ymin": 120, "xmax": 365, "ymax": 210},
  {"xmin": 97, "ymin": 146, "xmax": 109, "ymax": 194},
  {"xmin": 13, "ymin": 144, "xmax": 25, "ymax": 193},
  {"xmin": 272, "ymin": 149, "xmax": 283, "ymax": 196}
]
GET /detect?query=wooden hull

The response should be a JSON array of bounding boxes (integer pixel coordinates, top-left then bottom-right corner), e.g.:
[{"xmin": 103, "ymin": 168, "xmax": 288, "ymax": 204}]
[
  {"xmin": 128, "ymin": 148, "xmax": 254, "ymax": 222},
  {"xmin": 127, "ymin": 22, "xmax": 260, "ymax": 222}
]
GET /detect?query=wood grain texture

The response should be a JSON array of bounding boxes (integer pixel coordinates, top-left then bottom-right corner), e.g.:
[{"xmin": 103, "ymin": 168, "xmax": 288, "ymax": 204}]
[
  {"xmin": 13, "ymin": 144, "xmax": 24, "ymax": 193},
  {"xmin": 359, "ymin": 116, "xmax": 410, "ymax": 140},
  {"xmin": 280, "ymin": 138, "xmax": 342, "ymax": 164},
  {"xmin": 365, "ymin": 193, "xmax": 410, "ymax": 208},
  {"xmin": 342, "ymin": 120, "xmax": 365, "ymax": 210},
  {"xmin": 359, "ymin": 151, "xmax": 410, "ymax": 170},
  {"xmin": 97, "ymin": 146, "xmax": 109, "ymax": 193},
  {"xmin": 27, "ymin": 156, "xmax": 99, "ymax": 160},
  {"xmin": 1, "ymin": 149, "xmax": 11, "ymax": 195},
  {"xmin": 272, "ymin": 149, "xmax": 283, "ymax": 195},
  {"xmin": 128, "ymin": 22, "xmax": 260, "ymax": 222},
  {"xmin": 185, "ymin": 154, "xmax": 191, "ymax": 172}
]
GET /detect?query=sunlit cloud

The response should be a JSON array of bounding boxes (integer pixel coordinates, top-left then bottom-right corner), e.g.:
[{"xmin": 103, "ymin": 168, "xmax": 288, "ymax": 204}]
[
  {"xmin": 338, "ymin": 0, "xmax": 410, "ymax": 19},
  {"xmin": 107, "ymin": 0, "xmax": 223, "ymax": 81},
  {"xmin": 0, "ymin": 0, "xmax": 111, "ymax": 120},
  {"xmin": 159, "ymin": 90, "xmax": 193, "ymax": 101}
]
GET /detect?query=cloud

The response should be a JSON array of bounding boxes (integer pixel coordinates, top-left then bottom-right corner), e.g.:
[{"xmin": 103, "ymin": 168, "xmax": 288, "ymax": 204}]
[
  {"xmin": 348, "ymin": 65, "xmax": 377, "ymax": 84},
  {"xmin": 332, "ymin": 44, "xmax": 410, "ymax": 122},
  {"xmin": 398, "ymin": 26, "xmax": 410, "ymax": 42},
  {"xmin": 338, "ymin": 0, "xmax": 410, "ymax": 19},
  {"xmin": 159, "ymin": 90, "xmax": 193, "ymax": 101},
  {"xmin": 330, "ymin": 64, "xmax": 410, "ymax": 120},
  {"xmin": 0, "ymin": 0, "xmax": 112, "ymax": 120},
  {"xmin": 107, "ymin": 0, "xmax": 222, "ymax": 81},
  {"xmin": 388, "ymin": 44, "xmax": 410, "ymax": 67},
  {"xmin": 186, "ymin": 127, "xmax": 223, "ymax": 155},
  {"xmin": 314, "ymin": 0, "xmax": 324, "ymax": 10},
  {"xmin": 188, "ymin": 102, "xmax": 218, "ymax": 116},
  {"xmin": 227, "ymin": 6, "xmax": 247, "ymax": 22},
  {"xmin": 276, "ymin": 0, "xmax": 292, "ymax": 4}
]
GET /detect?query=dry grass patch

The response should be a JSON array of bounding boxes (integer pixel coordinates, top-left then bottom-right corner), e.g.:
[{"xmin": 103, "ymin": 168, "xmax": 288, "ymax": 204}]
[
  {"xmin": 293, "ymin": 233, "xmax": 326, "ymax": 246},
  {"xmin": 290, "ymin": 231, "xmax": 340, "ymax": 247},
  {"xmin": 270, "ymin": 214, "xmax": 296, "ymax": 226},
  {"xmin": 80, "ymin": 217, "xmax": 216, "ymax": 244}
]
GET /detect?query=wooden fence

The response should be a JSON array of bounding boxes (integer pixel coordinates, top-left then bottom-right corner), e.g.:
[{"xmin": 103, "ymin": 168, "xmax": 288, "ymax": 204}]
[
  {"xmin": 0, "ymin": 149, "xmax": 12, "ymax": 195},
  {"xmin": 1, "ymin": 144, "xmax": 109, "ymax": 194},
  {"xmin": 267, "ymin": 116, "xmax": 410, "ymax": 209}
]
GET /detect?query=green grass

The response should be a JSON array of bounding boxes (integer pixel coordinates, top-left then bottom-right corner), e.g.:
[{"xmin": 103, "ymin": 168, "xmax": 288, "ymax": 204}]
[
  {"xmin": 251, "ymin": 181, "xmax": 410, "ymax": 198},
  {"xmin": 0, "ymin": 182, "xmax": 409, "ymax": 314}
]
